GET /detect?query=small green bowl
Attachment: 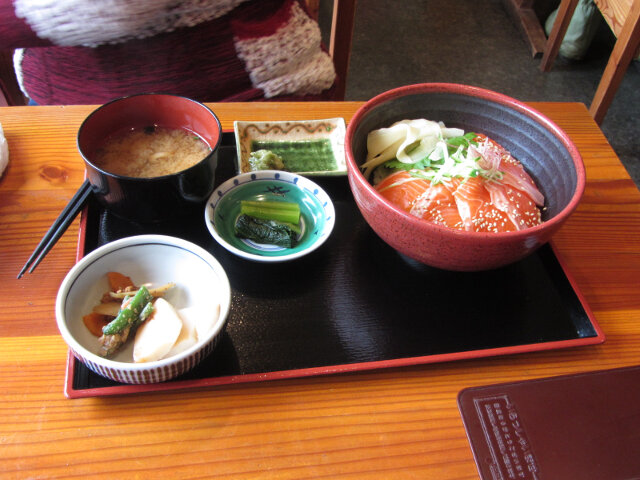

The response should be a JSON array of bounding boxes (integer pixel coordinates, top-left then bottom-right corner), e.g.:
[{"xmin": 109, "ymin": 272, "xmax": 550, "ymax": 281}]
[{"xmin": 205, "ymin": 171, "xmax": 335, "ymax": 262}]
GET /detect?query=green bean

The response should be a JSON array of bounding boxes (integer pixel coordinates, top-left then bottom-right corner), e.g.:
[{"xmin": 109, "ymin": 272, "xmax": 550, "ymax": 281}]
[
  {"xmin": 102, "ymin": 285, "xmax": 152, "ymax": 335},
  {"xmin": 134, "ymin": 301, "xmax": 155, "ymax": 327}
]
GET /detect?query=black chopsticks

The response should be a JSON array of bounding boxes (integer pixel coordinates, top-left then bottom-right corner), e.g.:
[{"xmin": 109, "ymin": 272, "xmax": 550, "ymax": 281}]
[{"xmin": 17, "ymin": 180, "xmax": 92, "ymax": 279}]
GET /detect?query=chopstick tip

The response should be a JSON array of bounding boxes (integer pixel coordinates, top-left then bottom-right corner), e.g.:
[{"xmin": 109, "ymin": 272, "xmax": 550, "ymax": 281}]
[{"xmin": 17, "ymin": 180, "xmax": 91, "ymax": 278}]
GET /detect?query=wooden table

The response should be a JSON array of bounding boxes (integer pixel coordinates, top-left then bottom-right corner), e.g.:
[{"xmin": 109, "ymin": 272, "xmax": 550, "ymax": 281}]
[{"xmin": 1, "ymin": 102, "xmax": 638, "ymax": 479}]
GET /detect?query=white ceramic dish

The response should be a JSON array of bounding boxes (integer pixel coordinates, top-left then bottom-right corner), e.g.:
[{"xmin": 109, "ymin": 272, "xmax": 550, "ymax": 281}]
[
  {"xmin": 55, "ymin": 235, "xmax": 231, "ymax": 384},
  {"xmin": 234, "ymin": 118, "xmax": 346, "ymax": 176},
  {"xmin": 205, "ymin": 170, "xmax": 335, "ymax": 263}
]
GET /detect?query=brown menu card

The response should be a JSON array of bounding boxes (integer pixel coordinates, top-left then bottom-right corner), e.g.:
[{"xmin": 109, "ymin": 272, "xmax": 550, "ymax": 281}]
[{"xmin": 458, "ymin": 365, "xmax": 640, "ymax": 480}]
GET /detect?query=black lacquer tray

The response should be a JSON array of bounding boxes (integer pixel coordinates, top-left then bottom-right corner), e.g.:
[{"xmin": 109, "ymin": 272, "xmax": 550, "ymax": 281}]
[{"xmin": 65, "ymin": 132, "xmax": 604, "ymax": 398}]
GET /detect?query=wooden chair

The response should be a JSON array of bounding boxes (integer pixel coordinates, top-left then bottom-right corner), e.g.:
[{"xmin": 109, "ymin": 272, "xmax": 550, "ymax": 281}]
[
  {"xmin": 303, "ymin": 0, "xmax": 357, "ymax": 100},
  {"xmin": 502, "ymin": 0, "xmax": 549, "ymax": 57},
  {"xmin": 0, "ymin": 0, "xmax": 356, "ymax": 106},
  {"xmin": 540, "ymin": 0, "xmax": 640, "ymax": 125},
  {"xmin": 324, "ymin": 0, "xmax": 357, "ymax": 100}
]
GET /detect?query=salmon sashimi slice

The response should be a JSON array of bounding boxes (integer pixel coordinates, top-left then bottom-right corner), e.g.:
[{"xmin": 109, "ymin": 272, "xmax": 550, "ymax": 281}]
[
  {"xmin": 375, "ymin": 171, "xmax": 462, "ymax": 228},
  {"xmin": 411, "ymin": 179, "xmax": 463, "ymax": 228},
  {"xmin": 484, "ymin": 181, "xmax": 542, "ymax": 231},
  {"xmin": 475, "ymin": 135, "xmax": 544, "ymax": 206},
  {"xmin": 472, "ymin": 203, "xmax": 519, "ymax": 232},
  {"xmin": 499, "ymin": 156, "xmax": 545, "ymax": 206},
  {"xmin": 452, "ymin": 177, "xmax": 491, "ymax": 231},
  {"xmin": 375, "ymin": 171, "xmax": 430, "ymax": 212}
]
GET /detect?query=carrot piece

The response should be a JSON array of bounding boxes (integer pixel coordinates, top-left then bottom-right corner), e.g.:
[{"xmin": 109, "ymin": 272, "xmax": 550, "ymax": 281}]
[
  {"xmin": 107, "ymin": 272, "xmax": 135, "ymax": 291},
  {"xmin": 82, "ymin": 312, "xmax": 110, "ymax": 337}
]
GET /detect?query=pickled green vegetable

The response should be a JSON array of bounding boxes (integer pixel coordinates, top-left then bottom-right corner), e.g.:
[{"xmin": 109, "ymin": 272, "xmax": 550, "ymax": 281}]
[
  {"xmin": 240, "ymin": 200, "xmax": 300, "ymax": 225},
  {"xmin": 234, "ymin": 214, "xmax": 299, "ymax": 248}
]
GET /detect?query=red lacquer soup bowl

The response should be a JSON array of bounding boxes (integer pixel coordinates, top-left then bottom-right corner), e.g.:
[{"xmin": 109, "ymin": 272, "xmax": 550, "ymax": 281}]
[
  {"xmin": 345, "ymin": 83, "xmax": 585, "ymax": 271},
  {"xmin": 77, "ymin": 93, "xmax": 222, "ymax": 223}
]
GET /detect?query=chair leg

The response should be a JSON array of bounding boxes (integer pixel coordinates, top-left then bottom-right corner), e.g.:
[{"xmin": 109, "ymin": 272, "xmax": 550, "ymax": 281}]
[
  {"xmin": 589, "ymin": 0, "xmax": 640, "ymax": 124},
  {"xmin": 329, "ymin": 0, "xmax": 356, "ymax": 101},
  {"xmin": 502, "ymin": 0, "xmax": 549, "ymax": 57},
  {"xmin": 540, "ymin": 0, "xmax": 580, "ymax": 71}
]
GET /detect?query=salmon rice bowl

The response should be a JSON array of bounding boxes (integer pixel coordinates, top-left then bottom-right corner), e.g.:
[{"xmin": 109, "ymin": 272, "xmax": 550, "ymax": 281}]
[{"xmin": 362, "ymin": 118, "xmax": 544, "ymax": 233}]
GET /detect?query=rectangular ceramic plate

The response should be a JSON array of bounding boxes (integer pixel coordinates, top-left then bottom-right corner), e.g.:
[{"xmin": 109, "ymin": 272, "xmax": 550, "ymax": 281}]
[
  {"xmin": 65, "ymin": 132, "xmax": 604, "ymax": 398},
  {"xmin": 234, "ymin": 118, "xmax": 346, "ymax": 176}
]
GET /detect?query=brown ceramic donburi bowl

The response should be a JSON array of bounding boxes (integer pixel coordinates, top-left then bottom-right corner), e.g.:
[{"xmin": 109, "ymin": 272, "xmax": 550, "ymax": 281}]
[
  {"xmin": 78, "ymin": 94, "xmax": 222, "ymax": 223},
  {"xmin": 345, "ymin": 83, "xmax": 586, "ymax": 271}
]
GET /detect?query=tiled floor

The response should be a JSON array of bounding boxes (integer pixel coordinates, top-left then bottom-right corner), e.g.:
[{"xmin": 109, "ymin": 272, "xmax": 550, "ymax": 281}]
[{"xmin": 332, "ymin": 0, "xmax": 639, "ymax": 187}]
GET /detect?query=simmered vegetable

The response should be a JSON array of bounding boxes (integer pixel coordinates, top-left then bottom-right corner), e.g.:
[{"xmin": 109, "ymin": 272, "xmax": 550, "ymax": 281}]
[
  {"xmin": 107, "ymin": 271, "xmax": 135, "ymax": 291},
  {"xmin": 99, "ymin": 326, "xmax": 133, "ymax": 357},
  {"xmin": 108, "ymin": 282, "xmax": 176, "ymax": 300},
  {"xmin": 82, "ymin": 312, "xmax": 110, "ymax": 337},
  {"xmin": 83, "ymin": 273, "xmax": 200, "ymax": 360},
  {"xmin": 136, "ymin": 301, "xmax": 155, "ymax": 327},
  {"xmin": 133, "ymin": 298, "xmax": 183, "ymax": 363},
  {"xmin": 102, "ymin": 285, "xmax": 152, "ymax": 335},
  {"xmin": 92, "ymin": 302, "xmax": 121, "ymax": 316},
  {"xmin": 234, "ymin": 214, "xmax": 299, "ymax": 248},
  {"xmin": 98, "ymin": 286, "xmax": 156, "ymax": 357}
]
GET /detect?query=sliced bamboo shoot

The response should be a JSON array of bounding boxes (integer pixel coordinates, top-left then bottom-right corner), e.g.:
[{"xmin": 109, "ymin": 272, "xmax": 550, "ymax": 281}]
[
  {"xmin": 108, "ymin": 282, "xmax": 176, "ymax": 299},
  {"xmin": 133, "ymin": 298, "xmax": 182, "ymax": 363},
  {"xmin": 164, "ymin": 308, "xmax": 199, "ymax": 358},
  {"xmin": 92, "ymin": 302, "xmax": 121, "ymax": 317},
  {"xmin": 195, "ymin": 304, "xmax": 221, "ymax": 341}
]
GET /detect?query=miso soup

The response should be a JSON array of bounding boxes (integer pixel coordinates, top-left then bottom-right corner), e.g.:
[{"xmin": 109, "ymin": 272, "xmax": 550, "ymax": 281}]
[{"xmin": 94, "ymin": 126, "xmax": 211, "ymax": 178}]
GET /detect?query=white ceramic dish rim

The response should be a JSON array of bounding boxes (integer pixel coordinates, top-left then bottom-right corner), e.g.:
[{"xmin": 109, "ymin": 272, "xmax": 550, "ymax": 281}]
[
  {"xmin": 233, "ymin": 117, "xmax": 347, "ymax": 176},
  {"xmin": 55, "ymin": 234, "xmax": 231, "ymax": 371},
  {"xmin": 205, "ymin": 170, "xmax": 336, "ymax": 263}
]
